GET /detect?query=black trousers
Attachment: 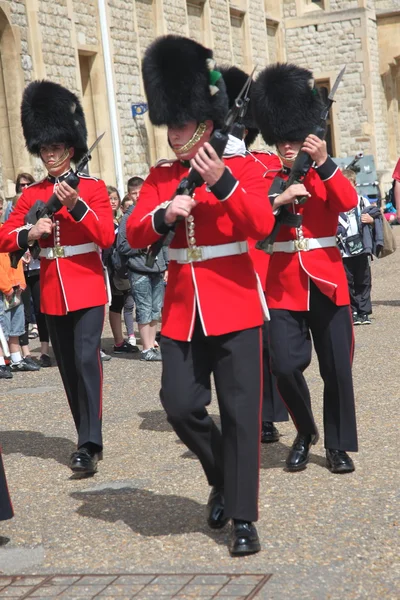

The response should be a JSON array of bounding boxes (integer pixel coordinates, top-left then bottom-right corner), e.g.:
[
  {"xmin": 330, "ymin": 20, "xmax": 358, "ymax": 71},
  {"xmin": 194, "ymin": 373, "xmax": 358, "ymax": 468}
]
[
  {"xmin": 0, "ymin": 451, "xmax": 13, "ymax": 521},
  {"xmin": 268, "ymin": 283, "xmax": 358, "ymax": 452},
  {"xmin": 343, "ymin": 254, "xmax": 372, "ymax": 315},
  {"xmin": 160, "ymin": 316, "xmax": 262, "ymax": 522},
  {"xmin": 46, "ymin": 306, "xmax": 104, "ymax": 450},
  {"xmin": 19, "ymin": 270, "xmax": 49, "ymax": 347},
  {"xmin": 262, "ymin": 322, "xmax": 289, "ymax": 423}
]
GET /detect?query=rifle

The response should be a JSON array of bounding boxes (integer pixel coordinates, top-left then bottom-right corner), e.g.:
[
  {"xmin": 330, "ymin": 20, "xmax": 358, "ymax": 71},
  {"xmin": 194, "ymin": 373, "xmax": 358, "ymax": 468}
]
[
  {"xmin": 145, "ymin": 70, "xmax": 254, "ymax": 268},
  {"xmin": 10, "ymin": 133, "xmax": 105, "ymax": 268},
  {"xmin": 256, "ymin": 66, "xmax": 346, "ymax": 254},
  {"xmin": 346, "ymin": 151, "xmax": 363, "ymax": 174}
]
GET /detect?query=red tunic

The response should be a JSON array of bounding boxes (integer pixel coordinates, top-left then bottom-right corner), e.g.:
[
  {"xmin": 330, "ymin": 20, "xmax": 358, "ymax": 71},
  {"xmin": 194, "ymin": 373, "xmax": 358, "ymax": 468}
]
[
  {"xmin": 266, "ymin": 157, "xmax": 358, "ymax": 310},
  {"xmin": 0, "ymin": 174, "xmax": 115, "ymax": 315},
  {"xmin": 247, "ymin": 151, "xmax": 282, "ymax": 291},
  {"xmin": 392, "ymin": 158, "xmax": 400, "ymax": 182},
  {"xmin": 127, "ymin": 155, "xmax": 274, "ymax": 341}
]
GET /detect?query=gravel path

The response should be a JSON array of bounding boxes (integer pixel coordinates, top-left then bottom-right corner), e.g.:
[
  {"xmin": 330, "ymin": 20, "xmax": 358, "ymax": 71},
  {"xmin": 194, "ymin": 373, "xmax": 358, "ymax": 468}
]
[{"xmin": 0, "ymin": 231, "xmax": 399, "ymax": 599}]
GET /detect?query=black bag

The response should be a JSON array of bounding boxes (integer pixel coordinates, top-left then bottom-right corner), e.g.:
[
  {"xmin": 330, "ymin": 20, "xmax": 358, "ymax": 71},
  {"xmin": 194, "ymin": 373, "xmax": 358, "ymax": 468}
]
[{"xmin": 345, "ymin": 233, "xmax": 364, "ymax": 256}]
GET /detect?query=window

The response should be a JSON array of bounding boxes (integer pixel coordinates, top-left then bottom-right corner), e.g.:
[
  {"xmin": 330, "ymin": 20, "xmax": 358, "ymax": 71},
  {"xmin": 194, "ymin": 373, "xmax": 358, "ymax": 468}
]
[
  {"xmin": 315, "ymin": 80, "xmax": 335, "ymax": 157},
  {"xmin": 79, "ymin": 53, "xmax": 101, "ymax": 177}
]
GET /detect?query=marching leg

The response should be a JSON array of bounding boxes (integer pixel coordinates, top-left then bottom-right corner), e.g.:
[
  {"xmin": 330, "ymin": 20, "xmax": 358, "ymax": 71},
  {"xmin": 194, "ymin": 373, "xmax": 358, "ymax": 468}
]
[
  {"xmin": 269, "ymin": 308, "xmax": 319, "ymax": 471},
  {"xmin": 261, "ymin": 322, "xmax": 289, "ymax": 443}
]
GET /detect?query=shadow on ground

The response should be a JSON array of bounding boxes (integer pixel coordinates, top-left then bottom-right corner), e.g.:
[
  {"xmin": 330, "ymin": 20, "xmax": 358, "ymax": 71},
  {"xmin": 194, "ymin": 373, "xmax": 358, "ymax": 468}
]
[
  {"xmin": 71, "ymin": 487, "xmax": 227, "ymax": 544},
  {"xmin": 372, "ymin": 300, "xmax": 400, "ymax": 307},
  {"xmin": 0, "ymin": 431, "xmax": 76, "ymax": 466},
  {"xmin": 138, "ymin": 410, "xmax": 172, "ymax": 433}
]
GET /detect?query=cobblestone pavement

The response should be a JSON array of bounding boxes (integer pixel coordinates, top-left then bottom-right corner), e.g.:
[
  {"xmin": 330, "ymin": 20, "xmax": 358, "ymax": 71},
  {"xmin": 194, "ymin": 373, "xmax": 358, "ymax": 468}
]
[{"xmin": 1, "ymin": 231, "xmax": 400, "ymax": 599}]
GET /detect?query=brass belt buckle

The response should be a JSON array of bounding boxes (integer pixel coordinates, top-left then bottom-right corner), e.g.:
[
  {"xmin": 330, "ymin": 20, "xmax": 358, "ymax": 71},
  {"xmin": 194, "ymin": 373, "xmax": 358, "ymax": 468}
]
[
  {"xmin": 54, "ymin": 245, "xmax": 65, "ymax": 258},
  {"xmin": 187, "ymin": 247, "xmax": 203, "ymax": 262},
  {"xmin": 294, "ymin": 239, "xmax": 309, "ymax": 252}
]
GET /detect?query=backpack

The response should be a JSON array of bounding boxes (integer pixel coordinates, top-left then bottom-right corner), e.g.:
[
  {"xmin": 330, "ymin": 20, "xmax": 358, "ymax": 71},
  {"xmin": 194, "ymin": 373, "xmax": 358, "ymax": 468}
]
[{"xmin": 110, "ymin": 248, "xmax": 130, "ymax": 291}]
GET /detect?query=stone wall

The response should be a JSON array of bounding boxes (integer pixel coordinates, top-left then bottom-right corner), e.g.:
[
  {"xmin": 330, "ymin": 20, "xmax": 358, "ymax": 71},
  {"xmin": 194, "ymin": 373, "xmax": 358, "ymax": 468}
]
[
  {"xmin": 73, "ymin": 0, "xmax": 98, "ymax": 47},
  {"xmin": 285, "ymin": 16, "xmax": 367, "ymax": 158},
  {"xmin": 38, "ymin": 0, "xmax": 78, "ymax": 92}
]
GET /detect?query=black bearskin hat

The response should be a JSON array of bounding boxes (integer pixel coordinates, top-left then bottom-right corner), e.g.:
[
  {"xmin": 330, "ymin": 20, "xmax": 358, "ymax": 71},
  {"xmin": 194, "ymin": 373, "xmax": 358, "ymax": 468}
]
[
  {"xmin": 21, "ymin": 80, "xmax": 88, "ymax": 163},
  {"xmin": 142, "ymin": 35, "xmax": 228, "ymax": 128},
  {"xmin": 220, "ymin": 66, "xmax": 259, "ymax": 148},
  {"xmin": 252, "ymin": 63, "xmax": 324, "ymax": 145}
]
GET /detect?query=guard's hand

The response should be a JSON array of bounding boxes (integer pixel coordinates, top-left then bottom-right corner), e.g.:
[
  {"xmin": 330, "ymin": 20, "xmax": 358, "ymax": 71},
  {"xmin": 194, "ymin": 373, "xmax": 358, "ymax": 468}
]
[
  {"xmin": 302, "ymin": 134, "xmax": 328, "ymax": 167},
  {"xmin": 275, "ymin": 184, "xmax": 310, "ymax": 209},
  {"xmin": 55, "ymin": 180, "xmax": 79, "ymax": 210},
  {"xmin": 190, "ymin": 142, "xmax": 225, "ymax": 187},
  {"xmin": 164, "ymin": 195, "xmax": 196, "ymax": 225},
  {"xmin": 27, "ymin": 218, "xmax": 54, "ymax": 242}
]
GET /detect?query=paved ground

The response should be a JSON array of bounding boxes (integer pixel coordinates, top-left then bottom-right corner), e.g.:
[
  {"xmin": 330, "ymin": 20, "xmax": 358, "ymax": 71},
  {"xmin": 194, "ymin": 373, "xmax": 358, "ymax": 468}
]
[{"xmin": 1, "ymin": 231, "xmax": 399, "ymax": 599}]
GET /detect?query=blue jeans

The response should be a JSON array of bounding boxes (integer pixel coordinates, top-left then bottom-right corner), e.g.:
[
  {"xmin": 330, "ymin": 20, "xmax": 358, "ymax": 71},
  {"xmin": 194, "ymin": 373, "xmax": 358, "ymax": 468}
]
[
  {"xmin": 0, "ymin": 293, "xmax": 25, "ymax": 338},
  {"xmin": 128, "ymin": 272, "xmax": 165, "ymax": 324}
]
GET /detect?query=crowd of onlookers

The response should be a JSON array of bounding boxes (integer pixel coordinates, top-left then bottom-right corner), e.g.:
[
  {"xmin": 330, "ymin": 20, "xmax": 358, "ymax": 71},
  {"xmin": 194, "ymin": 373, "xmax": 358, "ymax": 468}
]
[{"xmin": 1, "ymin": 156, "xmax": 399, "ymax": 379}]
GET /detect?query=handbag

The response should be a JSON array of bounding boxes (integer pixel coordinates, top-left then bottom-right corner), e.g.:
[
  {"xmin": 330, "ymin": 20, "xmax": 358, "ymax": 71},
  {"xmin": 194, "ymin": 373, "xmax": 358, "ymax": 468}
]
[{"xmin": 379, "ymin": 217, "xmax": 396, "ymax": 258}]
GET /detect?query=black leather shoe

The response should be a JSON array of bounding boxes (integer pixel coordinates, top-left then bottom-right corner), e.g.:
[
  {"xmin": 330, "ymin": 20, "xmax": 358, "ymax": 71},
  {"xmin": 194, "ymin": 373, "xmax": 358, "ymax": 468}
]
[
  {"xmin": 286, "ymin": 432, "xmax": 319, "ymax": 472},
  {"xmin": 207, "ymin": 487, "xmax": 229, "ymax": 529},
  {"xmin": 261, "ymin": 421, "xmax": 280, "ymax": 443},
  {"xmin": 326, "ymin": 449, "xmax": 355, "ymax": 474},
  {"xmin": 69, "ymin": 448, "xmax": 99, "ymax": 475},
  {"xmin": 229, "ymin": 521, "xmax": 261, "ymax": 556}
]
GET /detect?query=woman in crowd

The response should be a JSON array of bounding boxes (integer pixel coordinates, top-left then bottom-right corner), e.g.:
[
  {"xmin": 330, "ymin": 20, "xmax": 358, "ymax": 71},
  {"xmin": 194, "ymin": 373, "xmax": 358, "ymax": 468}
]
[{"xmin": 104, "ymin": 186, "xmax": 138, "ymax": 354}]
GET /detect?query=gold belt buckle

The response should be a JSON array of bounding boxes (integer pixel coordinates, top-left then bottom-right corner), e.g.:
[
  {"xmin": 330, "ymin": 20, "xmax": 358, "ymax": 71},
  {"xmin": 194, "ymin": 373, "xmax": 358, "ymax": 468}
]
[
  {"xmin": 187, "ymin": 247, "xmax": 203, "ymax": 262},
  {"xmin": 53, "ymin": 245, "xmax": 65, "ymax": 258},
  {"xmin": 294, "ymin": 239, "xmax": 309, "ymax": 252}
]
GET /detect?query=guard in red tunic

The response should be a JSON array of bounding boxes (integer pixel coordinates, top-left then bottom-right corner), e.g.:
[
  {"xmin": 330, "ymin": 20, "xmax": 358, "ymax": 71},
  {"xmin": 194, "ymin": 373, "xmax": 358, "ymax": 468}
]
[
  {"xmin": 0, "ymin": 81, "xmax": 114, "ymax": 475},
  {"xmin": 252, "ymin": 63, "xmax": 358, "ymax": 474},
  {"xmin": 127, "ymin": 36, "xmax": 274, "ymax": 555},
  {"xmin": 221, "ymin": 65, "xmax": 289, "ymax": 444},
  {"xmin": 0, "ymin": 450, "xmax": 13, "ymax": 522}
]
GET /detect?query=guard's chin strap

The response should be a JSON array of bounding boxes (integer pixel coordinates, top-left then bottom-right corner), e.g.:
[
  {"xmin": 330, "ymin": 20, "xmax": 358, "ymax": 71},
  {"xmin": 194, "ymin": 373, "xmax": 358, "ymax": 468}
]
[
  {"xmin": 276, "ymin": 146, "xmax": 298, "ymax": 164},
  {"xmin": 43, "ymin": 148, "xmax": 70, "ymax": 169},
  {"xmin": 174, "ymin": 122, "xmax": 207, "ymax": 156}
]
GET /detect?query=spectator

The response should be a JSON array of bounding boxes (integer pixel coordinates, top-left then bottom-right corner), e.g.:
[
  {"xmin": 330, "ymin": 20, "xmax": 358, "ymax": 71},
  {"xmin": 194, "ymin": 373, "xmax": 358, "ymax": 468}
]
[
  {"xmin": 127, "ymin": 176, "xmax": 144, "ymax": 205},
  {"xmin": 117, "ymin": 204, "xmax": 166, "ymax": 361},
  {"xmin": 337, "ymin": 169, "xmax": 378, "ymax": 325},
  {"xmin": 0, "ymin": 225, "xmax": 39, "ymax": 377},
  {"xmin": 4, "ymin": 173, "xmax": 35, "ymax": 222},
  {"xmin": 121, "ymin": 194, "xmax": 134, "ymax": 214},
  {"xmin": 19, "ymin": 250, "xmax": 51, "ymax": 367},
  {"xmin": 104, "ymin": 186, "xmax": 138, "ymax": 354},
  {"xmin": 393, "ymin": 158, "xmax": 400, "ymax": 223}
]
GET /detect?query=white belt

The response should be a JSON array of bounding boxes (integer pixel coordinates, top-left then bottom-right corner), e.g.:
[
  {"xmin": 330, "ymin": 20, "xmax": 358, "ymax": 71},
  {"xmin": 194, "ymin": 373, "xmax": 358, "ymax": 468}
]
[
  {"xmin": 169, "ymin": 241, "xmax": 248, "ymax": 263},
  {"xmin": 273, "ymin": 236, "xmax": 337, "ymax": 253},
  {"xmin": 40, "ymin": 242, "xmax": 97, "ymax": 260}
]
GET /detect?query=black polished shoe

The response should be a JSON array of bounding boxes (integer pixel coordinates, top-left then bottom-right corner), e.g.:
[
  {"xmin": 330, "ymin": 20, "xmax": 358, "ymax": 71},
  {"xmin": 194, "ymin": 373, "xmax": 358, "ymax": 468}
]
[
  {"xmin": 326, "ymin": 449, "xmax": 355, "ymax": 474},
  {"xmin": 286, "ymin": 432, "xmax": 319, "ymax": 472},
  {"xmin": 69, "ymin": 448, "xmax": 99, "ymax": 475},
  {"xmin": 206, "ymin": 487, "xmax": 229, "ymax": 529},
  {"xmin": 229, "ymin": 521, "xmax": 261, "ymax": 556},
  {"xmin": 261, "ymin": 421, "xmax": 280, "ymax": 443}
]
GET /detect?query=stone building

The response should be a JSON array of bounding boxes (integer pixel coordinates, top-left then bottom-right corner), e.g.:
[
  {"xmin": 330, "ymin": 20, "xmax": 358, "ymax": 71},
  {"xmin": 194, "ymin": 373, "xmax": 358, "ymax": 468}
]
[{"xmin": 0, "ymin": 0, "xmax": 398, "ymax": 200}]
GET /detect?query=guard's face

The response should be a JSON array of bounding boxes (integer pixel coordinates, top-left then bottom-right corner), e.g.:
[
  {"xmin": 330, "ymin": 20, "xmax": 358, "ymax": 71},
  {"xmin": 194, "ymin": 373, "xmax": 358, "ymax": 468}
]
[
  {"xmin": 277, "ymin": 141, "xmax": 302, "ymax": 165},
  {"xmin": 168, "ymin": 120, "xmax": 213, "ymax": 160},
  {"xmin": 40, "ymin": 143, "xmax": 74, "ymax": 175}
]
